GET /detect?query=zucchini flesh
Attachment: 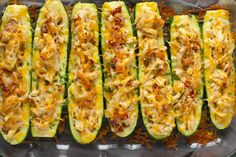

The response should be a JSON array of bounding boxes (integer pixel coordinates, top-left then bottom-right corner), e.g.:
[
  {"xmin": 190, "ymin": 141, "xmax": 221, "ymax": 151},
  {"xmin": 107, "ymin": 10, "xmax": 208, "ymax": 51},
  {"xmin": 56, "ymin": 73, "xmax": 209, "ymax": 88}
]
[
  {"xmin": 170, "ymin": 15, "xmax": 203, "ymax": 136},
  {"xmin": 203, "ymin": 10, "xmax": 235, "ymax": 129},
  {"xmin": 68, "ymin": 3, "xmax": 103, "ymax": 144},
  {"xmin": 0, "ymin": 5, "xmax": 31, "ymax": 145},
  {"xmin": 135, "ymin": 2, "xmax": 175, "ymax": 140},
  {"xmin": 101, "ymin": 1, "xmax": 138, "ymax": 137},
  {"xmin": 31, "ymin": 0, "xmax": 69, "ymax": 137}
]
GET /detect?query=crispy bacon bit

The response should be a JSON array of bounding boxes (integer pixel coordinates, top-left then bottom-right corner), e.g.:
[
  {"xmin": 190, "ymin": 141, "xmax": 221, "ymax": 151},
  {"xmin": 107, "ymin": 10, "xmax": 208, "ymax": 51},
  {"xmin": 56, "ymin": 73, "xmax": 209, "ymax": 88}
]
[
  {"xmin": 184, "ymin": 79, "xmax": 191, "ymax": 88},
  {"xmin": 118, "ymin": 112, "xmax": 128, "ymax": 121},
  {"xmin": 152, "ymin": 83, "xmax": 158, "ymax": 89},
  {"xmin": 182, "ymin": 57, "xmax": 194, "ymax": 66},
  {"xmin": 111, "ymin": 6, "xmax": 122, "ymax": 16},
  {"xmin": 190, "ymin": 89, "xmax": 195, "ymax": 98},
  {"xmin": 111, "ymin": 57, "xmax": 119, "ymax": 64},
  {"xmin": 182, "ymin": 55, "xmax": 194, "ymax": 67},
  {"xmin": 143, "ymin": 57, "xmax": 151, "ymax": 67},
  {"xmin": 158, "ymin": 62, "xmax": 168, "ymax": 75},
  {"xmin": 4, "ymin": 19, "xmax": 18, "ymax": 33},
  {"xmin": 77, "ymin": 72, "xmax": 92, "ymax": 90},
  {"xmin": 156, "ymin": 51, "xmax": 166, "ymax": 61},
  {"xmin": 114, "ymin": 15, "xmax": 123, "ymax": 23}
]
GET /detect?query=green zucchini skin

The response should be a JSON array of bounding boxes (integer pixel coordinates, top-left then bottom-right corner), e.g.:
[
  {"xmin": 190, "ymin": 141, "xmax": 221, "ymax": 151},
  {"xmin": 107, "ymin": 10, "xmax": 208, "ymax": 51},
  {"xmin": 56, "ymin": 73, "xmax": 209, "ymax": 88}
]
[
  {"xmin": 170, "ymin": 15, "xmax": 203, "ymax": 136},
  {"xmin": 203, "ymin": 10, "xmax": 235, "ymax": 129},
  {"xmin": 0, "ymin": 5, "xmax": 32, "ymax": 145},
  {"xmin": 31, "ymin": 0, "xmax": 69, "ymax": 137},
  {"xmin": 135, "ymin": 2, "xmax": 175, "ymax": 140},
  {"xmin": 101, "ymin": 1, "xmax": 138, "ymax": 137},
  {"xmin": 68, "ymin": 3, "xmax": 103, "ymax": 144}
]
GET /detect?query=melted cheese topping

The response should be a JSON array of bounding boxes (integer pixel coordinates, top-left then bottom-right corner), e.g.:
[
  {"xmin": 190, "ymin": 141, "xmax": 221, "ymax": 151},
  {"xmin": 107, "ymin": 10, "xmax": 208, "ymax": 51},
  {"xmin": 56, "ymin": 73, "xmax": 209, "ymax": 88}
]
[
  {"xmin": 30, "ymin": 0, "xmax": 68, "ymax": 135},
  {"xmin": 102, "ymin": 2, "xmax": 138, "ymax": 136},
  {"xmin": 203, "ymin": 10, "xmax": 235, "ymax": 128},
  {"xmin": 0, "ymin": 5, "xmax": 31, "ymax": 142},
  {"xmin": 135, "ymin": 2, "xmax": 175, "ymax": 138},
  {"xmin": 170, "ymin": 16, "xmax": 202, "ymax": 134},
  {"xmin": 68, "ymin": 3, "xmax": 103, "ymax": 143}
]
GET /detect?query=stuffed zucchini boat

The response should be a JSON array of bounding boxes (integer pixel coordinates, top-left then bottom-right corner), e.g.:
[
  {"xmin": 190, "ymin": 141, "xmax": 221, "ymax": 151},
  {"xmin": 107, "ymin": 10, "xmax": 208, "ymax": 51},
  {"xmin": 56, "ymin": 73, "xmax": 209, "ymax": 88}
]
[
  {"xmin": 0, "ymin": 5, "xmax": 32, "ymax": 145},
  {"xmin": 170, "ymin": 15, "xmax": 203, "ymax": 136},
  {"xmin": 101, "ymin": 1, "xmax": 138, "ymax": 137},
  {"xmin": 68, "ymin": 3, "xmax": 103, "ymax": 144},
  {"xmin": 135, "ymin": 2, "xmax": 175, "ymax": 140},
  {"xmin": 30, "ymin": 0, "xmax": 69, "ymax": 137},
  {"xmin": 203, "ymin": 10, "xmax": 235, "ymax": 129}
]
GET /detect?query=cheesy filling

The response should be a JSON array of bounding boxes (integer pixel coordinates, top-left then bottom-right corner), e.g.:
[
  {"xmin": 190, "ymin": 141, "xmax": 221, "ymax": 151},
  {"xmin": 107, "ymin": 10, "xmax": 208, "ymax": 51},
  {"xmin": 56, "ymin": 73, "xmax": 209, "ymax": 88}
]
[
  {"xmin": 30, "ymin": 9, "xmax": 65, "ymax": 131},
  {"xmin": 171, "ymin": 16, "xmax": 202, "ymax": 133},
  {"xmin": 69, "ymin": 6, "xmax": 101, "ymax": 134},
  {"xmin": 102, "ymin": 3, "xmax": 138, "ymax": 134},
  {"xmin": 0, "ymin": 19, "xmax": 27, "ymax": 139},
  {"xmin": 135, "ymin": 3, "xmax": 175, "ymax": 137},
  {"xmin": 204, "ymin": 11, "xmax": 235, "ymax": 123}
]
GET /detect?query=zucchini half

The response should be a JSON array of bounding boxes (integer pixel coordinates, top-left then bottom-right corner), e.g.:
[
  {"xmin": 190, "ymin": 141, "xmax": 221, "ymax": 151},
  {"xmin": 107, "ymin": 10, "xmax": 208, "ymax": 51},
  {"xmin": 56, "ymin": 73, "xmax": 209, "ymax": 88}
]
[
  {"xmin": 135, "ymin": 2, "xmax": 175, "ymax": 140},
  {"xmin": 170, "ymin": 15, "xmax": 203, "ymax": 136},
  {"xmin": 0, "ymin": 5, "xmax": 31, "ymax": 145},
  {"xmin": 203, "ymin": 10, "xmax": 235, "ymax": 129},
  {"xmin": 31, "ymin": 0, "xmax": 69, "ymax": 137},
  {"xmin": 101, "ymin": 1, "xmax": 138, "ymax": 137},
  {"xmin": 68, "ymin": 3, "xmax": 103, "ymax": 144}
]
